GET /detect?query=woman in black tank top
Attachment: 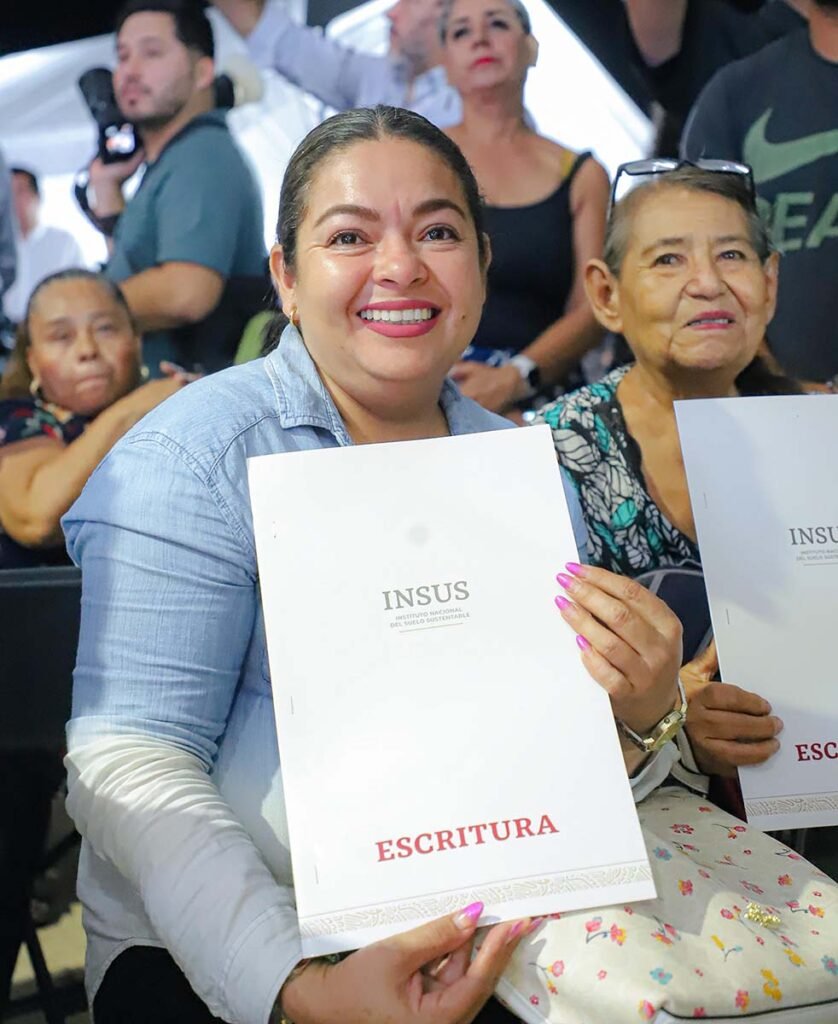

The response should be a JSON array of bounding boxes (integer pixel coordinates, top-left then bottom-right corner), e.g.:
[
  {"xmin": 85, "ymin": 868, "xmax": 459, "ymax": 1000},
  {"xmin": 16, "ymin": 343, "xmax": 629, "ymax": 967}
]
[{"xmin": 440, "ymin": 0, "xmax": 610, "ymax": 415}]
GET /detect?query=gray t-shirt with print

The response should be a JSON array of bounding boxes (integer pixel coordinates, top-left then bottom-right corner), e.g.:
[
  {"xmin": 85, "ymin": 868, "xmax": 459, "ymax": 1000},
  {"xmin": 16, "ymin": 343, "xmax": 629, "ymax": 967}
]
[{"xmin": 683, "ymin": 30, "xmax": 838, "ymax": 382}]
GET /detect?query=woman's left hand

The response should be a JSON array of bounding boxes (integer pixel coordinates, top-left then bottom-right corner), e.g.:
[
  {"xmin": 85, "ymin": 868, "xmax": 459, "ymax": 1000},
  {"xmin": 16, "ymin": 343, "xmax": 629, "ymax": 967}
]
[
  {"xmin": 554, "ymin": 562, "xmax": 683, "ymax": 735},
  {"xmin": 449, "ymin": 361, "xmax": 523, "ymax": 413}
]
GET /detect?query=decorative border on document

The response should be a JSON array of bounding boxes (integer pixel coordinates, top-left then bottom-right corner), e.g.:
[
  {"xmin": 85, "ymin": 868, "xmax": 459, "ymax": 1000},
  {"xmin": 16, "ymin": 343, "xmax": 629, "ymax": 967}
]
[
  {"xmin": 299, "ymin": 862, "xmax": 652, "ymax": 939},
  {"xmin": 745, "ymin": 792, "xmax": 838, "ymax": 818}
]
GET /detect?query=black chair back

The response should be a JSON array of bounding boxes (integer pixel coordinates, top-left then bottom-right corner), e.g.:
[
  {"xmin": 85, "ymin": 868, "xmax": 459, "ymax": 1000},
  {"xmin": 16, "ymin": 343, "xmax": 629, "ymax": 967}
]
[{"xmin": 0, "ymin": 567, "xmax": 81, "ymax": 750}]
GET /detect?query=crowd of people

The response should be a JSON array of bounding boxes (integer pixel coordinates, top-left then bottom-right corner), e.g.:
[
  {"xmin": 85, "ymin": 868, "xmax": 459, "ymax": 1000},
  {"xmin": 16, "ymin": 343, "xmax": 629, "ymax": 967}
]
[{"xmin": 0, "ymin": 0, "xmax": 836, "ymax": 1021}]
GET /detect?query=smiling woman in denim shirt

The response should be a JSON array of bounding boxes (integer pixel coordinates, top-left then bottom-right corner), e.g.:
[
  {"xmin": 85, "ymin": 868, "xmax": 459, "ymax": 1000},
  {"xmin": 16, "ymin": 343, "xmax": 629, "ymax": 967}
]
[{"xmin": 62, "ymin": 106, "xmax": 684, "ymax": 1024}]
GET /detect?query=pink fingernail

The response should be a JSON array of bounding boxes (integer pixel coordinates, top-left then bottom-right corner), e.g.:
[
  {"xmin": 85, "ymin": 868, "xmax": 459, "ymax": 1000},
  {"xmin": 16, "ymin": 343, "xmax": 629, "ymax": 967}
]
[
  {"xmin": 554, "ymin": 595, "xmax": 572, "ymax": 611},
  {"xmin": 576, "ymin": 634, "xmax": 591, "ymax": 652},
  {"xmin": 566, "ymin": 562, "xmax": 584, "ymax": 577},
  {"xmin": 507, "ymin": 920, "xmax": 527, "ymax": 942},
  {"xmin": 526, "ymin": 917, "xmax": 545, "ymax": 936},
  {"xmin": 556, "ymin": 573, "xmax": 573, "ymax": 590},
  {"xmin": 455, "ymin": 901, "xmax": 484, "ymax": 928}
]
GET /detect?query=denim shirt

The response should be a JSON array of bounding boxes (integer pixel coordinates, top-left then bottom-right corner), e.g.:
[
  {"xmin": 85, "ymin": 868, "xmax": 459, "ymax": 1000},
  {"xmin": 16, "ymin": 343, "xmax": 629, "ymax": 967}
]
[{"xmin": 62, "ymin": 327, "xmax": 668, "ymax": 1024}]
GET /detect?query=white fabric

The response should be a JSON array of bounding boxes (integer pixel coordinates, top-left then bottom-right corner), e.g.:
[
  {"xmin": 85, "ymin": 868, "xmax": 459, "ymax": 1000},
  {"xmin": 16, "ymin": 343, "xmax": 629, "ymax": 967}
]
[
  {"xmin": 632, "ymin": 740, "xmax": 681, "ymax": 803},
  {"xmin": 670, "ymin": 728, "xmax": 712, "ymax": 795},
  {"xmin": 66, "ymin": 736, "xmax": 301, "ymax": 1024},
  {"xmin": 496, "ymin": 786, "xmax": 838, "ymax": 1023},
  {"xmin": 67, "ymin": 737, "xmax": 673, "ymax": 1024},
  {"xmin": 3, "ymin": 223, "xmax": 85, "ymax": 323}
]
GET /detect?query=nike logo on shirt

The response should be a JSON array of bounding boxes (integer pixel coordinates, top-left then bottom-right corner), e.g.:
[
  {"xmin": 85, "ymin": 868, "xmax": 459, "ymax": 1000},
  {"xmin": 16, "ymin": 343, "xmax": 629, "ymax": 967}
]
[{"xmin": 743, "ymin": 110, "xmax": 838, "ymax": 186}]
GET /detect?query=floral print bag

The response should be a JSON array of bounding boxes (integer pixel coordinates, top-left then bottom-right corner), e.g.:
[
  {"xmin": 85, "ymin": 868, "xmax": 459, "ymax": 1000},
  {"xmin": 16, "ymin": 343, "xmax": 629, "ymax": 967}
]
[{"xmin": 493, "ymin": 787, "xmax": 838, "ymax": 1023}]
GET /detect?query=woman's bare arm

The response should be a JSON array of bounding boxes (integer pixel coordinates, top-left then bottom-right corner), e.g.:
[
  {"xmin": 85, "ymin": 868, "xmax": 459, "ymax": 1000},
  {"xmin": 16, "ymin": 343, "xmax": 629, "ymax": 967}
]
[
  {"xmin": 625, "ymin": 0, "xmax": 688, "ymax": 67},
  {"xmin": 0, "ymin": 378, "xmax": 185, "ymax": 547},
  {"xmin": 519, "ymin": 156, "xmax": 610, "ymax": 385}
]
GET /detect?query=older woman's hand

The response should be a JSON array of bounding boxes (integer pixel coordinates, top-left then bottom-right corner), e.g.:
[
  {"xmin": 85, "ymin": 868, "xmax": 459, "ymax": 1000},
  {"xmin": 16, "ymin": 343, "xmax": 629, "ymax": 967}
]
[
  {"xmin": 554, "ymin": 562, "xmax": 683, "ymax": 735},
  {"xmin": 277, "ymin": 905, "xmax": 529, "ymax": 1024},
  {"xmin": 680, "ymin": 640, "xmax": 782, "ymax": 777}
]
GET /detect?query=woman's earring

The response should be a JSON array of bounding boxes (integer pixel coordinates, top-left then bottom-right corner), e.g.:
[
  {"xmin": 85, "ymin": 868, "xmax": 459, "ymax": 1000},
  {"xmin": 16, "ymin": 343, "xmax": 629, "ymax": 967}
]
[
  {"xmin": 288, "ymin": 305, "xmax": 299, "ymax": 329},
  {"xmin": 29, "ymin": 376, "xmax": 43, "ymax": 401}
]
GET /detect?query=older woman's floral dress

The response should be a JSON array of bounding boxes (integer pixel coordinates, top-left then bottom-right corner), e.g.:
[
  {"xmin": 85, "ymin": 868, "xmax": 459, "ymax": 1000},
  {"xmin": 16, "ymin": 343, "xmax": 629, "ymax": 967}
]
[{"xmin": 536, "ymin": 366, "xmax": 700, "ymax": 576}]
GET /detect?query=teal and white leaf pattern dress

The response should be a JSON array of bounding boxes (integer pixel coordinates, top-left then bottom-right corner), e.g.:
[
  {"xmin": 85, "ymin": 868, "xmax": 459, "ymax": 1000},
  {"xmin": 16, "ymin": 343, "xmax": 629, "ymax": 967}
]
[{"xmin": 536, "ymin": 366, "xmax": 700, "ymax": 576}]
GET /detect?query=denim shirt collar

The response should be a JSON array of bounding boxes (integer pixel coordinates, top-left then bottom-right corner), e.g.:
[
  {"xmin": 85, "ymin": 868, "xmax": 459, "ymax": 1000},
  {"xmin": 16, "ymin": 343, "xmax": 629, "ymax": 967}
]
[{"xmin": 264, "ymin": 324, "xmax": 480, "ymax": 442}]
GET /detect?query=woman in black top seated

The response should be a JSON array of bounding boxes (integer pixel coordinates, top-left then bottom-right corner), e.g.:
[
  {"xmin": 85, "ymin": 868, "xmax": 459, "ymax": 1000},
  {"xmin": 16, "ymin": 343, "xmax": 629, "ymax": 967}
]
[{"xmin": 440, "ymin": 0, "xmax": 609, "ymax": 415}]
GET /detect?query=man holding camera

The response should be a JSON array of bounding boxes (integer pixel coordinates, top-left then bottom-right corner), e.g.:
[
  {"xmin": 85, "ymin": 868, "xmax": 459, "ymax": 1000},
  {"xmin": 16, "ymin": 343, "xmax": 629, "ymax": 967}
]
[{"xmin": 89, "ymin": 0, "xmax": 266, "ymax": 375}]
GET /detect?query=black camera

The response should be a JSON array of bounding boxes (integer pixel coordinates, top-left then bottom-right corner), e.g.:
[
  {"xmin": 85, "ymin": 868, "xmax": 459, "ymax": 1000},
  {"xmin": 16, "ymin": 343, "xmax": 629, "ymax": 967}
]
[
  {"xmin": 73, "ymin": 60, "xmax": 261, "ymax": 235},
  {"xmin": 77, "ymin": 67, "xmax": 140, "ymax": 164}
]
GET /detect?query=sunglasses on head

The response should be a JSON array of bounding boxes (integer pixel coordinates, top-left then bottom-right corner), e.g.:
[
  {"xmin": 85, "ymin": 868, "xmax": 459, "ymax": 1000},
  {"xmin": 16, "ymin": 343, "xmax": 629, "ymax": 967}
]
[{"xmin": 609, "ymin": 158, "xmax": 756, "ymax": 217}]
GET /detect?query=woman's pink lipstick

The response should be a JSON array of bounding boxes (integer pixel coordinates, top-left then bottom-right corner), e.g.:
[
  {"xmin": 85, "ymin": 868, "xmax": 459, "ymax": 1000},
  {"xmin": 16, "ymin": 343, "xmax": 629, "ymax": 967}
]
[
  {"xmin": 357, "ymin": 300, "xmax": 440, "ymax": 338},
  {"xmin": 686, "ymin": 310, "xmax": 737, "ymax": 330}
]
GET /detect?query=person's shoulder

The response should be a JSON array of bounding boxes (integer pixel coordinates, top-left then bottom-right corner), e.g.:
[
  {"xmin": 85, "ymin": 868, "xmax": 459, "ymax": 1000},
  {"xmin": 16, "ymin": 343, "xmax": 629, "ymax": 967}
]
[
  {"xmin": 168, "ymin": 113, "xmax": 250, "ymax": 168},
  {"xmin": 175, "ymin": 111, "xmax": 232, "ymax": 144},
  {"xmin": 0, "ymin": 396, "xmax": 81, "ymax": 445},
  {"xmin": 121, "ymin": 360, "xmax": 279, "ymax": 471},
  {"xmin": 38, "ymin": 224, "xmax": 71, "ymax": 243},
  {"xmin": 536, "ymin": 139, "xmax": 607, "ymax": 196},
  {"xmin": 445, "ymin": 388, "xmax": 516, "ymax": 434},
  {"xmin": 39, "ymin": 224, "xmax": 84, "ymax": 256},
  {"xmin": 702, "ymin": 26, "xmax": 803, "ymax": 93},
  {"xmin": 0, "ymin": 396, "xmax": 36, "ymax": 431},
  {"xmin": 537, "ymin": 367, "xmax": 628, "ymax": 431},
  {"xmin": 532, "ymin": 136, "xmax": 578, "ymax": 177}
]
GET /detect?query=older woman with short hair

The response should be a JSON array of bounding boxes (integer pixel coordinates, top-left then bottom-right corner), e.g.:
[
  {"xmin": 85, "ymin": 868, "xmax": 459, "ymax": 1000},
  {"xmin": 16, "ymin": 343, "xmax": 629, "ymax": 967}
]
[{"xmin": 539, "ymin": 163, "xmax": 797, "ymax": 784}]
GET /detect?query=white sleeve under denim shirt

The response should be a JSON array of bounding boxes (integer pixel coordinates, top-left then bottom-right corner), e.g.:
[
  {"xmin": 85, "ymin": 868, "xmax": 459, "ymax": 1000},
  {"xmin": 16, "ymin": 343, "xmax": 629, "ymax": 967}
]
[{"xmin": 63, "ymin": 325, "xmax": 668, "ymax": 1024}]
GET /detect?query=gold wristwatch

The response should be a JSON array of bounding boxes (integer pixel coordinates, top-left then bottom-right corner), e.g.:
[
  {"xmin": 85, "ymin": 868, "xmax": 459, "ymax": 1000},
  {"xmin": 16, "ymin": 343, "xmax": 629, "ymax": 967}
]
[{"xmin": 616, "ymin": 678, "xmax": 688, "ymax": 753}]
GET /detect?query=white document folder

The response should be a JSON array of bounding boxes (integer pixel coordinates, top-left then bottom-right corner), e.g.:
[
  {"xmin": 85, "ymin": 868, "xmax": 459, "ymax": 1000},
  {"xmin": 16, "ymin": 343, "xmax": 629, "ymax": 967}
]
[
  {"xmin": 248, "ymin": 425, "xmax": 654, "ymax": 955},
  {"xmin": 676, "ymin": 395, "xmax": 838, "ymax": 831}
]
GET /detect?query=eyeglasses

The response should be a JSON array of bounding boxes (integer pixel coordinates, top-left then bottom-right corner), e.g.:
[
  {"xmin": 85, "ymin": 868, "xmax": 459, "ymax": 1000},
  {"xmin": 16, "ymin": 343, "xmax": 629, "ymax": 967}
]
[{"xmin": 609, "ymin": 158, "xmax": 756, "ymax": 216}]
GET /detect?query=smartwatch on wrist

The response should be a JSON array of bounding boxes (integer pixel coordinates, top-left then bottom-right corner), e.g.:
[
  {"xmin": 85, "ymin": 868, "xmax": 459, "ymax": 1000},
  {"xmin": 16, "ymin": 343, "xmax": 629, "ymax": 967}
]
[
  {"xmin": 509, "ymin": 354, "xmax": 542, "ymax": 399},
  {"xmin": 616, "ymin": 678, "xmax": 688, "ymax": 753}
]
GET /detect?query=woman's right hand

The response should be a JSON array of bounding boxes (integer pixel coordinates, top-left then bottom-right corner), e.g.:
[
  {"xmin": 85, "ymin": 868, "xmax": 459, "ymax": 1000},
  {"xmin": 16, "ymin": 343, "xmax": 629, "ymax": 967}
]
[
  {"xmin": 681, "ymin": 640, "xmax": 783, "ymax": 777},
  {"xmin": 278, "ymin": 903, "xmax": 529, "ymax": 1024},
  {"xmin": 116, "ymin": 362, "xmax": 197, "ymax": 425}
]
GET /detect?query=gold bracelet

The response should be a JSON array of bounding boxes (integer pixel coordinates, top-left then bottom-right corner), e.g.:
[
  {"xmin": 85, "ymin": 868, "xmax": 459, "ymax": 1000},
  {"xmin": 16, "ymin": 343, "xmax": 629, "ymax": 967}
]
[
  {"xmin": 273, "ymin": 951, "xmax": 347, "ymax": 1023},
  {"xmin": 273, "ymin": 959, "xmax": 314, "ymax": 1024}
]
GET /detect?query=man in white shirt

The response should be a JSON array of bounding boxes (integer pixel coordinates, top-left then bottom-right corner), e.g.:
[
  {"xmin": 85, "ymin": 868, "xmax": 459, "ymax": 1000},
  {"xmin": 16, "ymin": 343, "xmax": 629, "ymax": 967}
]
[
  {"xmin": 212, "ymin": 0, "xmax": 462, "ymax": 127},
  {"xmin": 3, "ymin": 168, "xmax": 85, "ymax": 325}
]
